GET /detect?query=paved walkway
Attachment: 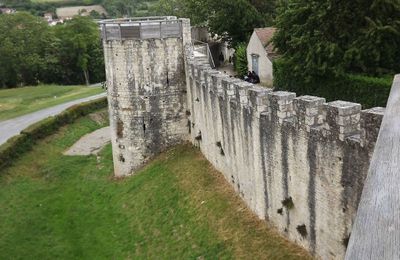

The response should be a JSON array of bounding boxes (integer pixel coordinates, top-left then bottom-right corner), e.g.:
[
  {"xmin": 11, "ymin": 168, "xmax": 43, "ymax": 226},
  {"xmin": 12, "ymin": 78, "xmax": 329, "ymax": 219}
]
[
  {"xmin": 0, "ymin": 92, "xmax": 107, "ymax": 145},
  {"xmin": 64, "ymin": 126, "xmax": 111, "ymax": 156},
  {"xmin": 216, "ymin": 64, "xmax": 236, "ymax": 77}
]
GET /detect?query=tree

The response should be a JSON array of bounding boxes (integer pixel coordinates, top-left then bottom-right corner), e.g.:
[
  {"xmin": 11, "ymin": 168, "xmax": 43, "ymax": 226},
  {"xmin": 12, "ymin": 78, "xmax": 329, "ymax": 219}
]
[
  {"xmin": 273, "ymin": 0, "xmax": 400, "ymax": 79},
  {"xmin": 233, "ymin": 43, "xmax": 248, "ymax": 77},
  {"xmin": 155, "ymin": 0, "xmax": 274, "ymax": 47},
  {"xmin": 53, "ymin": 16, "xmax": 104, "ymax": 85},
  {"xmin": 207, "ymin": 0, "xmax": 265, "ymax": 47},
  {"xmin": 250, "ymin": 0, "xmax": 277, "ymax": 25},
  {"xmin": 155, "ymin": 0, "xmax": 209, "ymax": 26},
  {"xmin": 0, "ymin": 12, "xmax": 57, "ymax": 87}
]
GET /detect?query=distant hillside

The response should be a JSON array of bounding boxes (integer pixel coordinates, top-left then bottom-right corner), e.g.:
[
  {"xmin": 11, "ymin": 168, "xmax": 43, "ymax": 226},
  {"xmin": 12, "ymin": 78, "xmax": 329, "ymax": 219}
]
[
  {"xmin": 56, "ymin": 4, "xmax": 107, "ymax": 19},
  {"xmin": 1, "ymin": 0, "xmax": 101, "ymax": 6},
  {"xmin": 102, "ymin": 0, "xmax": 158, "ymax": 18},
  {"xmin": 2, "ymin": 0, "xmax": 158, "ymax": 18}
]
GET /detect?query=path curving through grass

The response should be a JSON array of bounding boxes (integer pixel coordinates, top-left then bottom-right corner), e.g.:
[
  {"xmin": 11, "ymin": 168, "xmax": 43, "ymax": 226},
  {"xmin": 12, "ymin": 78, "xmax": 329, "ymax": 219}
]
[{"xmin": 0, "ymin": 85, "xmax": 104, "ymax": 121}]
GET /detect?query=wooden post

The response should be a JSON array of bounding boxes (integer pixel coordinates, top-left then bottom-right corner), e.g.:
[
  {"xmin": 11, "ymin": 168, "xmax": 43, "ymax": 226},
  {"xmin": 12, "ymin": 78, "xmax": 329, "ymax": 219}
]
[{"xmin": 345, "ymin": 74, "xmax": 400, "ymax": 259}]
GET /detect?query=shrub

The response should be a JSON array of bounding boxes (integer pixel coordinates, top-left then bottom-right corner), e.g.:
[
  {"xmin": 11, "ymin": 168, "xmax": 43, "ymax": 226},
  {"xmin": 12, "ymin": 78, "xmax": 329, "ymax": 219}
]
[
  {"xmin": 0, "ymin": 97, "xmax": 107, "ymax": 171},
  {"xmin": 0, "ymin": 134, "xmax": 30, "ymax": 170},
  {"xmin": 273, "ymin": 59, "xmax": 393, "ymax": 108},
  {"xmin": 234, "ymin": 43, "xmax": 248, "ymax": 78}
]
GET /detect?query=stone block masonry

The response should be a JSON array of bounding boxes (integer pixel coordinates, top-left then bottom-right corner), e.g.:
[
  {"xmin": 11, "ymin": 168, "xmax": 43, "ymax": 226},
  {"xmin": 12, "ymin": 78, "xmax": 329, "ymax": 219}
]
[
  {"xmin": 186, "ymin": 58, "xmax": 384, "ymax": 259},
  {"xmin": 102, "ymin": 17, "xmax": 191, "ymax": 177},
  {"xmin": 102, "ymin": 17, "xmax": 385, "ymax": 259}
]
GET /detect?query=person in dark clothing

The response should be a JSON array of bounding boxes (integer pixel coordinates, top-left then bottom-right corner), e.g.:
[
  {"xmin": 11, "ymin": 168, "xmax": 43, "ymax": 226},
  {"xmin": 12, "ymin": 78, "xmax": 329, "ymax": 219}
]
[
  {"xmin": 219, "ymin": 52, "xmax": 224, "ymax": 64},
  {"xmin": 245, "ymin": 71, "xmax": 253, "ymax": 82},
  {"xmin": 252, "ymin": 71, "xmax": 260, "ymax": 84}
]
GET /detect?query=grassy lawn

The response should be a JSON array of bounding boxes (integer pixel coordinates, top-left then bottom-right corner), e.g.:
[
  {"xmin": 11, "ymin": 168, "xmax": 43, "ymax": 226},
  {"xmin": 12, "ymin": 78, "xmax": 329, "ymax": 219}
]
[
  {"xmin": 0, "ymin": 110, "xmax": 312, "ymax": 259},
  {"xmin": 0, "ymin": 85, "xmax": 104, "ymax": 121}
]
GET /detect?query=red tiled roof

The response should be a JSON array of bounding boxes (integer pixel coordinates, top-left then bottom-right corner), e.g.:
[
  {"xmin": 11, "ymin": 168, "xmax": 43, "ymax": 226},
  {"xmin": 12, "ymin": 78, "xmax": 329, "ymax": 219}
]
[{"xmin": 254, "ymin": 27, "xmax": 277, "ymax": 55}]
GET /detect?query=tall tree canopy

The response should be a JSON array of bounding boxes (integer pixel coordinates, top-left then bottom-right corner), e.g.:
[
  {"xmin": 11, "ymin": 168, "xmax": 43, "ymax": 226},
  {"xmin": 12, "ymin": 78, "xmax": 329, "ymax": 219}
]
[
  {"xmin": 0, "ymin": 13, "xmax": 104, "ymax": 88},
  {"xmin": 273, "ymin": 0, "xmax": 400, "ymax": 78},
  {"xmin": 53, "ymin": 16, "xmax": 104, "ymax": 85},
  {"xmin": 0, "ymin": 12, "xmax": 56, "ymax": 87},
  {"xmin": 156, "ymin": 0, "xmax": 276, "ymax": 47}
]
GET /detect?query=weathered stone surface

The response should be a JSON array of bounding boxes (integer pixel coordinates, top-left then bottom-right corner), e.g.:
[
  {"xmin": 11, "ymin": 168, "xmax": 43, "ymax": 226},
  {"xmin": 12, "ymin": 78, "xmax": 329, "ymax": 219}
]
[
  {"xmin": 103, "ymin": 18, "xmax": 191, "ymax": 177},
  {"xmin": 186, "ymin": 52, "xmax": 383, "ymax": 259},
  {"xmin": 102, "ymin": 17, "xmax": 386, "ymax": 260}
]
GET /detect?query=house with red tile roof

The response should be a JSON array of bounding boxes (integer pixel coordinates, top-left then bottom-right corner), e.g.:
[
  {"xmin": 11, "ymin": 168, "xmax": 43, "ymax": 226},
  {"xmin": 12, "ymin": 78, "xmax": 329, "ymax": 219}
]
[{"xmin": 246, "ymin": 27, "xmax": 278, "ymax": 86}]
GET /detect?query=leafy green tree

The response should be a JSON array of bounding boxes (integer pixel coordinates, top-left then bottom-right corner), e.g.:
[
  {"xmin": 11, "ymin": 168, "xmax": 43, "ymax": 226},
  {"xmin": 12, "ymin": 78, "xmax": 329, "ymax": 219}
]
[
  {"xmin": 250, "ymin": 0, "xmax": 277, "ymax": 24},
  {"xmin": 233, "ymin": 43, "xmax": 248, "ymax": 77},
  {"xmin": 156, "ymin": 0, "xmax": 273, "ymax": 47},
  {"xmin": 155, "ymin": 0, "xmax": 209, "ymax": 26},
  {"xmin": 207, "ymin": 0, "xmax": 264, "ymax": 47},
  {"xmin": 0, "ymin": 12, "xmax": 57, "ymax": 87},
  {"xmin": 54, "ymin": 16, "xmax": 104, "ymax": 85},
  {"xmin": 273, "ymin": 0, "xmax": 400, "ymax": 79}
]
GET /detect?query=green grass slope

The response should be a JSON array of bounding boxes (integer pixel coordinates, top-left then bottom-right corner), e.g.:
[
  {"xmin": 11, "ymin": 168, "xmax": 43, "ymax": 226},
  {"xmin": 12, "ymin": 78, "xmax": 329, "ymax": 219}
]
[
  {"xmin": 0, "ymin": 110, "xmax": 312, "ymax": 259},
  {"xmin": 0, "ymin": 85, "xmax": 104, "ymax": 121}
]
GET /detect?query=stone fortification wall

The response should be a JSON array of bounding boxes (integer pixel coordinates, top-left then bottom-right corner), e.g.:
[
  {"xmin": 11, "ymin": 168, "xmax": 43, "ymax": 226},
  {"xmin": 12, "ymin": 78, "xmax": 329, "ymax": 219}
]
[
  {"xmin": 185, "ymin": 56, "xmax": 384, "ymax": 259},
  {"xmin": 102, "ymin": 17, "xmax": 386, "ymax": 259}
]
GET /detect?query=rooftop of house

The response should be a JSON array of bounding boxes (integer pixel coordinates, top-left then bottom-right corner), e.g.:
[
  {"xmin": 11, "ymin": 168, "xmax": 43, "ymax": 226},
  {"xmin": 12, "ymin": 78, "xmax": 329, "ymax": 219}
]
[{"xmin": 254, "ymin": 27, "xmax": 277, "ymax": 56}]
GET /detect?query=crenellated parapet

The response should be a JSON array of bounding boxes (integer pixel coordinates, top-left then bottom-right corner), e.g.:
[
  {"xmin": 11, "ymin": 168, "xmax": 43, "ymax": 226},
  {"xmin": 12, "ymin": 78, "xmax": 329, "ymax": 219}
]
[
  {"xmin": 187, "ymin": 58, "xmax": 384, "ymax": 147},
  {"xmin": 186, "ymin": 54, "xmax": 386, "ymax": 259}
]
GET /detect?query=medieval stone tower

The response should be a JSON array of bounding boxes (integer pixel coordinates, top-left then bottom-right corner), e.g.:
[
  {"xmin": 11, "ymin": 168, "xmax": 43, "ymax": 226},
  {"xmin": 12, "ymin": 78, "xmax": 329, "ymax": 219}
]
[{"xmin": 101, "ymin": 17, "xmax": 191, "ymax": 176}]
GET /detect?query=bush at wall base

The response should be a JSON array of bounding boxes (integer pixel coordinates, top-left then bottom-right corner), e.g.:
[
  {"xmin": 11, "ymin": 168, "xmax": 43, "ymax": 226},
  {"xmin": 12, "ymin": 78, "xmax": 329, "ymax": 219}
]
[
  {"xmin": 0, "ymin": 97, "xmax": 108, "ymax": 171},
  {"xmin": 273, "ymin": 58, "xmax": 393, "ymax": 108}
]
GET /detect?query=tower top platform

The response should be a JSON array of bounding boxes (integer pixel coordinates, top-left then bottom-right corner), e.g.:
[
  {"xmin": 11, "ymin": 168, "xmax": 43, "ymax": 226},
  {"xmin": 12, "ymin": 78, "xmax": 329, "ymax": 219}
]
[{"xmin": 100, "ymin": 16, "xmax": 183, "ymax": 41}]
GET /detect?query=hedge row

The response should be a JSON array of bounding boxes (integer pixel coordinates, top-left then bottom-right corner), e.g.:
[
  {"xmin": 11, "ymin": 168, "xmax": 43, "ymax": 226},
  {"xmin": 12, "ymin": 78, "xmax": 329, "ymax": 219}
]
[
  {"xmin": 0, "ymin": 97, "xmax": 107, "ymax": 171},
  {"xmin": 273, "ymin": 59, "xmax": 393, "ymax": 108}
]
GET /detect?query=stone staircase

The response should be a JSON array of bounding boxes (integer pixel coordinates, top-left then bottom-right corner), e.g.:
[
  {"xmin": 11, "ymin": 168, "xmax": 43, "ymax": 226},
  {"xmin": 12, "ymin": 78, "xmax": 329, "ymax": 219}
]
[{"xmin": 193, "ymin": 42, "xmax": 215, "ymax": 68}]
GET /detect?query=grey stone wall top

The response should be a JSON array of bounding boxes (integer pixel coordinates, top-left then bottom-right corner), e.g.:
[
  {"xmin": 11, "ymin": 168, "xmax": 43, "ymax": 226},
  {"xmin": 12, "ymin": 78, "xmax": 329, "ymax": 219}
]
[
  {"xmin": 100, "ymin": 16, "xmax": 184, "ymax": 41},
  {"xmin": 188, "ymin": 56, "xmax": 387, "ymax": 144}
]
